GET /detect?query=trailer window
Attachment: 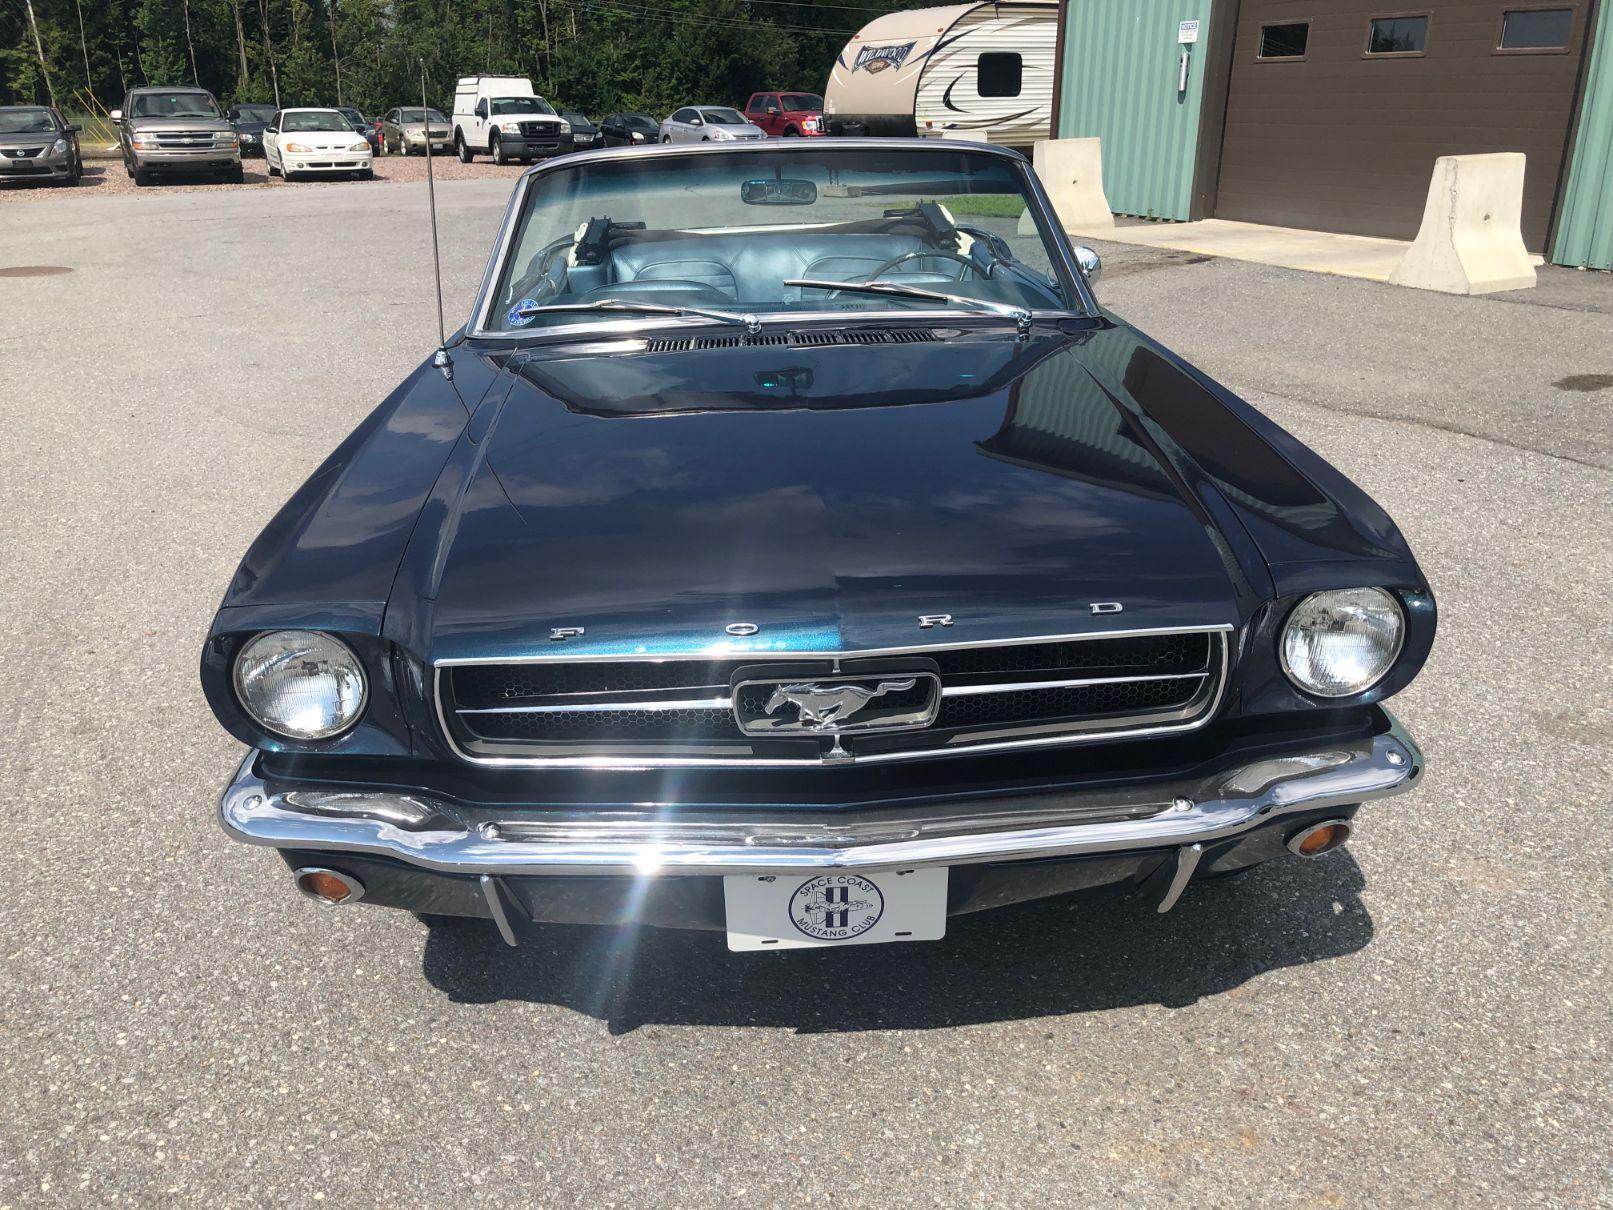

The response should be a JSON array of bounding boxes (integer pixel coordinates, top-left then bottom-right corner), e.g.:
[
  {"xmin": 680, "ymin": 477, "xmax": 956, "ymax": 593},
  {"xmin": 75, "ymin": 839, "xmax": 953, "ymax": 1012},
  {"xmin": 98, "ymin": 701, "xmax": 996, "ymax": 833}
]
[{"xmin": 977, "ymin": 52, "xmax": 1023, "ymax": 98}]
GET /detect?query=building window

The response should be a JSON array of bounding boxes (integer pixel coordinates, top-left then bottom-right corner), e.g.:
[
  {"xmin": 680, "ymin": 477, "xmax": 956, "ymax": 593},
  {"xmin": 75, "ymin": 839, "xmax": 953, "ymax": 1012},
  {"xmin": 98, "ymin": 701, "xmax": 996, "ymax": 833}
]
[
  {"xmin": 1366, "ymin": 14, "xmax": 1431, "ymax": 55},
  {"xmin": 977, "ymin": 52, "xmax": 1023, "ymax": 98},
  {"xmin": 1498, "ymin": 8, "xmax": 1573, "ymax": 51},
  {"xmin": 1258, "ymin": 22, "xmax": 1311, "ymax": 59}
]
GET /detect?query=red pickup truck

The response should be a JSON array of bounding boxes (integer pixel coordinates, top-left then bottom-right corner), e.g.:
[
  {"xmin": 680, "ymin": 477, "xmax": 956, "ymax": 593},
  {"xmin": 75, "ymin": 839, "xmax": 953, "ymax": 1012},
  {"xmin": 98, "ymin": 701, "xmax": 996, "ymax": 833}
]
[{"xmin": 742, "ymin": 92, "xmax": 826, "ymax": 137}]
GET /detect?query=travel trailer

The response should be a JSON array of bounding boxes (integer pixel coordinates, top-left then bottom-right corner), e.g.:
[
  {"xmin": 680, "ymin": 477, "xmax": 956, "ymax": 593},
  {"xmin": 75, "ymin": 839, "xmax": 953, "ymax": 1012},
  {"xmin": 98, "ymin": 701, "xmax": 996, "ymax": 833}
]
[{"xmin": 823, "ymin": 1, "xmax": 1058, "ymax": 151}]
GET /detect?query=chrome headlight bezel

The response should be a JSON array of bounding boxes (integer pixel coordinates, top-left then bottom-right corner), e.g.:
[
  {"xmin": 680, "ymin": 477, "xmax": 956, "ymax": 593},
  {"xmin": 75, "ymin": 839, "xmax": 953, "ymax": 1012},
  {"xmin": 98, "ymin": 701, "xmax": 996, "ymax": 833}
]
[
  {"xmin": 233, "ymin": 630, "xmax": 368, "ymax": 741},
  {"xmin": 1279, "ymin": 588, "xmax": 1406, "ymax": 699}
]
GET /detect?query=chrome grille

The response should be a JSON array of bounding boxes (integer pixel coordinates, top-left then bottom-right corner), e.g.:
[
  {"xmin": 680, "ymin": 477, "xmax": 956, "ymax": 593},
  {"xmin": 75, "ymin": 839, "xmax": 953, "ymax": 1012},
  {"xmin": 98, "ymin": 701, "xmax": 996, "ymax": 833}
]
[
  {"xmin": 436, "ymin": 628, "xmax": 1229, "ymax": 767},
  {"xmin": 154, "ymin": 130, "xmax": 218, "ymax": 146}
]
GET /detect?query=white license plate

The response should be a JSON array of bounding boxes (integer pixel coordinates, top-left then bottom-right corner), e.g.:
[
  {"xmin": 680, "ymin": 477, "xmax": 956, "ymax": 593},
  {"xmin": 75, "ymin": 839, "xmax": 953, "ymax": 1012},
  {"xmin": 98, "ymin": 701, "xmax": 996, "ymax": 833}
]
[{"xmin": 723, "ymin": 868, "xmax": 947, "ymax": 951}]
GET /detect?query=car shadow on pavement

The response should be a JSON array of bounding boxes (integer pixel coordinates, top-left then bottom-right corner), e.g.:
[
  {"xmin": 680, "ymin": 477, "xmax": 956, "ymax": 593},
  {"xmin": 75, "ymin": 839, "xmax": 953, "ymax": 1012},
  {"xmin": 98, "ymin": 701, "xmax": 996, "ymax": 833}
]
[{"xmin": 419, "ymin": 854, "xmax": 1372, "ymax": 1033}]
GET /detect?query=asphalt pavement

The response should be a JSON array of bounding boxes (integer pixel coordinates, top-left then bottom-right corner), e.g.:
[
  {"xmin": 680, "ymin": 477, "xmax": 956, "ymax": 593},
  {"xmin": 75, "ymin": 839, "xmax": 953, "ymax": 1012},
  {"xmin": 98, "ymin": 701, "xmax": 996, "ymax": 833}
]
[{"xmin": 2, "ymin": 180, "xmax": 1610, "ymax": 1206}]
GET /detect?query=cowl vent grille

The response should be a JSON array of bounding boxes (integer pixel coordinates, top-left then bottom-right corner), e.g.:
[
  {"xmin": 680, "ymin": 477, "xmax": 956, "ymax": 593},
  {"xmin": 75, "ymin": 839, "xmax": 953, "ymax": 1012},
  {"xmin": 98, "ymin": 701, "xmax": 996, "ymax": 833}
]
[{"xmin": 642, "ymin": 328, "xmax": 938, "ymax": 353}]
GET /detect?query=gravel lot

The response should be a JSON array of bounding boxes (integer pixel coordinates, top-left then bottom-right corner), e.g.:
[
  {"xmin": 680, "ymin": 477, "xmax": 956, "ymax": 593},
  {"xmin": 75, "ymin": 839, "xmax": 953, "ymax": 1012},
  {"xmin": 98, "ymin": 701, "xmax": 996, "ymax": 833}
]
[
  {"xmin": 0, "ymin": 150, "xmax": 528, "ymax": 203},
  {"xmin": 2, "ymin": 178, "xmax": 1610, "ymax": 1206}
]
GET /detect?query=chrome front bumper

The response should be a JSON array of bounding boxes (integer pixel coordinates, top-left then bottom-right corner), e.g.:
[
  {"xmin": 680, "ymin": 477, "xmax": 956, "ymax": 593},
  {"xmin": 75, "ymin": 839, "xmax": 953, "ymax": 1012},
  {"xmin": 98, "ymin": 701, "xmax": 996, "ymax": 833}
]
[{"xmin": 219, "ymin": 714, "xmax": 1422, "ymax": 879}]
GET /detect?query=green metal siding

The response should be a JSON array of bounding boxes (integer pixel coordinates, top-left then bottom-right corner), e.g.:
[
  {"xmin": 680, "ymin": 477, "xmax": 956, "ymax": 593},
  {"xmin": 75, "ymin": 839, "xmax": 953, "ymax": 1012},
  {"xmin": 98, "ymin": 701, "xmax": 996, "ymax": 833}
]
[
  {"xmin": 1056, "ymin": 0, "xmax": 1216, "ymax": 221},
  {"xmin": 1553, "ymin": 1, "xmax": 1613, "ymax": 270}
]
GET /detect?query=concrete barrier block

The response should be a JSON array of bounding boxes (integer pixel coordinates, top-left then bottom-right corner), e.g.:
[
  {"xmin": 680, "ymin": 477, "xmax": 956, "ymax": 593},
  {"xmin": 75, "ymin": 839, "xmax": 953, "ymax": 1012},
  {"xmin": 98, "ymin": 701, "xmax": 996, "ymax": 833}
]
[
  {"xmin": 1388, "ymin": 153, "xmax": 1536, "ymax": 295},
  {"xmin": 1031, "ymin": 138, "xmax": 1115, "ymax": 234}
]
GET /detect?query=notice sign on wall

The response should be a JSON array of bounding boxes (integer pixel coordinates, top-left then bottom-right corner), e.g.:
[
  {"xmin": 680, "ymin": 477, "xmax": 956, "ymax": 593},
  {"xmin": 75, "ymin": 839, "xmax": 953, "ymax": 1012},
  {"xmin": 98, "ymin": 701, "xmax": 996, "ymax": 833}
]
[{"xmin": 1178, "ymin": 19, "xmax": 1200, "ymax": 43}]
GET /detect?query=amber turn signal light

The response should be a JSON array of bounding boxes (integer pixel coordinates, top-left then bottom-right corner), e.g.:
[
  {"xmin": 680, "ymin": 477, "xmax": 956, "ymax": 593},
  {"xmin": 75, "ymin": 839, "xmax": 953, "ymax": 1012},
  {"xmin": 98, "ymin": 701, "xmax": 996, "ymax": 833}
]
[
  {"xmin": 294, "ymin": 867, "xmax": 364, "ymax": 904},
  {"xmin": 1287, "ymin": 820, "xmax": 1353, "ymax": 858}
]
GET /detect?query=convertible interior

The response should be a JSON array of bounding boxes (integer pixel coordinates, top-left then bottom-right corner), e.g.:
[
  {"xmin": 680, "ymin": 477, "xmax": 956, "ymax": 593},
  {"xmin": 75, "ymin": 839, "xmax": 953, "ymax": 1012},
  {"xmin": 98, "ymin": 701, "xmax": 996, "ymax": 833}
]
[{"xmin": 499, "ymin": 203, "xmax": 1065, "ymax": 322}]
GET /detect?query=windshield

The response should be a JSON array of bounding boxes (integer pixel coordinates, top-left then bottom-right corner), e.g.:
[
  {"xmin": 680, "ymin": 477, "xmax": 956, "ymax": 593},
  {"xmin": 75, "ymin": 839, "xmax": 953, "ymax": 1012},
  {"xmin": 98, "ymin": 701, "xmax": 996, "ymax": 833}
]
[
  {"xmin": 0, "ymin": 108, "xmax": 56, "ymax": 134},
  {"xmin": 490, "ymin": 97, "xmax": 556, "ymax": 116},
  {"xmin": 781, "ymin": 95, "xmax": 822, "ymax": 112},
  {"xmin": 234, "ymin": 105, "xmax": 275, "ymax": 122},
  {"xmin": 400, "ymin": 108, "xmax": 447, "ymax": 124},
  {"xmin": 484, "ymin": 146, "xmax": 1081, "ymax": 334},
  {"xmin": 562, "ymin": 113, "xmax": 592, "ymax": 127},
  {"xmin": 130, "ymin": 92, "xmax": 220, "ymax": 119},
  {"xmin": 624, "ymin": 115, "xmax": 657, "ymax": 131},
  {"xmin": 282, "ymin": 110, "xmax": 352, "ymax": 133},
  {"xmin": 337, "ymin": 108, "xmax": 365, "ymax": 125},
  {"xmin": 700, "ymin": 108, "xmax": 747, "ymax": 125}
]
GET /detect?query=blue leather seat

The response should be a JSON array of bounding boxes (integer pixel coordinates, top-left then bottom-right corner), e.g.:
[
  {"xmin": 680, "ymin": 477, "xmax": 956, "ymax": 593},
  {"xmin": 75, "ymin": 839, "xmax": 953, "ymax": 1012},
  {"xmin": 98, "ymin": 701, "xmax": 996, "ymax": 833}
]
[{"xmin": 603, "ymin": 232, "xmax": 965, "ymax": 304}]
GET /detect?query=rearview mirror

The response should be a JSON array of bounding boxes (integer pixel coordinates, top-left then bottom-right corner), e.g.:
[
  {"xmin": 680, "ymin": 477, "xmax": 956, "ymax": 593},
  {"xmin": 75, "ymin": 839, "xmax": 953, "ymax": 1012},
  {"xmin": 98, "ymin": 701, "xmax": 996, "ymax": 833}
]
[{"xmin": 741, "ymin": 178, "xmax": 818, "ymax": 206}]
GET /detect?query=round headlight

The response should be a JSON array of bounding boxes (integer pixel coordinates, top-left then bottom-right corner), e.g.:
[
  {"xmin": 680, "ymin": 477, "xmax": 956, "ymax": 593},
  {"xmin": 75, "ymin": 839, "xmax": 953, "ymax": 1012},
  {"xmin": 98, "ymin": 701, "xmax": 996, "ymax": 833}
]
[
  {"xmin": 233, "ymin": 630, "xmax": 367, "ymax": 740},
  {"xmin": 1280, "ymin": 588, "xmax": 1404, "ymax": 698}
]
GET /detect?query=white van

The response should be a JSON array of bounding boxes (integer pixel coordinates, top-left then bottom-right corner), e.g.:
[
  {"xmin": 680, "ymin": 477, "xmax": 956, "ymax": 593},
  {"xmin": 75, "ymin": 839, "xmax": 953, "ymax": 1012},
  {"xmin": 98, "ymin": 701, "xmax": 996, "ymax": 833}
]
[{"xmin": 452, "ymin": 75, "xmax": 574, "ymax": 164}]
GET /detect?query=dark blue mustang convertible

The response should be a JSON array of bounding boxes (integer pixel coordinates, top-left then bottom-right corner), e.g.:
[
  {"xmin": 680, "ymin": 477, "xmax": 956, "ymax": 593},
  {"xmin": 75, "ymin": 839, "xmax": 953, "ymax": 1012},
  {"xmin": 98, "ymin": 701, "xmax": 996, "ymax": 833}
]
[{"xmin": 203, "ymin": 140, "xmax": 1435, "ymax": 950}]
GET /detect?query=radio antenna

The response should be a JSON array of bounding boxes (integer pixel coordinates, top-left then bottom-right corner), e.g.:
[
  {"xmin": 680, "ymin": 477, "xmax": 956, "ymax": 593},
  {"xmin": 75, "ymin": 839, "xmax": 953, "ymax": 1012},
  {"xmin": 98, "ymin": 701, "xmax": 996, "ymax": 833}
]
[{"xmin": 422, "ymin": 61, "xmax": 452, "ymax": 377}]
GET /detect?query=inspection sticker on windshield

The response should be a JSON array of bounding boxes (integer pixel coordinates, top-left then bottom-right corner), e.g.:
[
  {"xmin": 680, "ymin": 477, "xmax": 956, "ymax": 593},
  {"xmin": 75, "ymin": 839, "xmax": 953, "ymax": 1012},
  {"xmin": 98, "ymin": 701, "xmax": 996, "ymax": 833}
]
[
  {"xmin": 506, "ymin": 298, "xmax": 539, "ymax": 327},
  {"xmin": 723, "ymin": 868, "xmax": 947, "ymax": 951}
]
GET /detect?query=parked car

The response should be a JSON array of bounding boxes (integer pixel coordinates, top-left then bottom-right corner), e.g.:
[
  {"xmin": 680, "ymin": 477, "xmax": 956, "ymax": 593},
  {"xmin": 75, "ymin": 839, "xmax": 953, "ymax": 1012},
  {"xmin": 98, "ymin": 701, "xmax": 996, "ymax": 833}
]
[
  {"xmin": 263, "ymin": 108, "xmax": 373, "ymax": 181},
  {"xmin": 226, "ymin": 102, "xmax": 276, "ymax": 157},
  {"xmin": 382, "ymin": 106, "xmax": 451, "ymax": 155},
  {"xmin": 598, "ymin": 112, "xmax": 658, "ymax": 146},
  {"xmin": 560, "ymin": 112, "xmax": 600, "ymax": 149},
  {"xmin": 659, "ymin": 106, "xmax": 767, "ymax": 143},
  {"xmin": 204, "ymin": 139, "xmax": 1434, "ymax": 951},
  {"xmin": 743, "ymin": 91, "xmax": 825, "ymax": 137},
  {"xmin": 0, "ymin": 105, "xmax": 82, "ymax": 185},
  {"xmin": 334, "ymin": 106, "xmax": 382, "ymax": 154},
  {"xmin": 112, "ymin": 86, "xmax": 241, "ymax": 185},
  {"xmin": 452, "ymin": 75, "xmax": 572, "ymax": 164}
]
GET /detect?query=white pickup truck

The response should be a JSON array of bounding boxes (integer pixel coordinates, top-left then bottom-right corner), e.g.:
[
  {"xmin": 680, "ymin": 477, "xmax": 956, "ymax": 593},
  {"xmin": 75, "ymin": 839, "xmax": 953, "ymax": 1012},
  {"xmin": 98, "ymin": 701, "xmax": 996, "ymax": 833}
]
[{"xmin": 452, "ymin": 76, "xmax": 574, "ymax": 165}]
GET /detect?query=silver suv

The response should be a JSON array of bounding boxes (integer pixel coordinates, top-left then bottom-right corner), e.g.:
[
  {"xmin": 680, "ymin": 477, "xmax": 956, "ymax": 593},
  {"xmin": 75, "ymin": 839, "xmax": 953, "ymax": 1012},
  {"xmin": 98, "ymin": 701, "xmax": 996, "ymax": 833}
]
[{"xmin": 112, "ymin": 86, "xmax": 242, "ymax": 186}]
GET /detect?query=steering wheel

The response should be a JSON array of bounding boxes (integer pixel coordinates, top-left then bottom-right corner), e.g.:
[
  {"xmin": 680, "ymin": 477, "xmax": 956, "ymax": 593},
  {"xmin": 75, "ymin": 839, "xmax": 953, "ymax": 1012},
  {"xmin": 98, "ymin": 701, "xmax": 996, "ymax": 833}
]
[{"xmin": 865, "ymin": 249, "xmax": 978, "ymax": 282}]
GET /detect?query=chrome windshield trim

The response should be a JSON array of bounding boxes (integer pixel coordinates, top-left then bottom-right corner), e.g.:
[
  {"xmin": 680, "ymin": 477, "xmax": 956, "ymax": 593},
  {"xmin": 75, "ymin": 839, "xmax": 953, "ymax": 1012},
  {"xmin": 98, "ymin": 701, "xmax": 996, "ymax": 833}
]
[
  {"xmin": 465, "ymin": 137, "xmax": 1096, "ymax": 338},
  {"xmin": 431, "ymin": 628, "xmax": 1232, "ymax": 769},
  {"xmin": 466, "ymin": 308, "xmax": 1090, "ymax": 346}
]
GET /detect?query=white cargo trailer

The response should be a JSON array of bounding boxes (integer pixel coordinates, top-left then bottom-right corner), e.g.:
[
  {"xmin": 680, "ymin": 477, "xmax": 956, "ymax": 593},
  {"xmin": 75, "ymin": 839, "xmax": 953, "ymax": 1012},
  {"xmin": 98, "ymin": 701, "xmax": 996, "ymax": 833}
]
[{"xmin": 824, "ymin": 1, "xmax": 1059, "ymax": 151}]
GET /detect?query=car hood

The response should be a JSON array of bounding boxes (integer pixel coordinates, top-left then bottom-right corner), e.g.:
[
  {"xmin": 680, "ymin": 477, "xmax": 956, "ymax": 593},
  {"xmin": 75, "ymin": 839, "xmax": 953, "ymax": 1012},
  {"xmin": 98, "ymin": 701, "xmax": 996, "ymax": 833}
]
[
  {"xmin": 402, "ymin": 327, "xmax": 1270, "ymax": 663},
  {"xmin": 127, "ymin": 116, "xmax": 231, "ymax": 132},
  {"xmin": 0, "ymin": 131, "xmax": 59, "ymax": 147},
  {"xmin": 232, "ymin": 120, "xmax": 268, "ymax": 135}
]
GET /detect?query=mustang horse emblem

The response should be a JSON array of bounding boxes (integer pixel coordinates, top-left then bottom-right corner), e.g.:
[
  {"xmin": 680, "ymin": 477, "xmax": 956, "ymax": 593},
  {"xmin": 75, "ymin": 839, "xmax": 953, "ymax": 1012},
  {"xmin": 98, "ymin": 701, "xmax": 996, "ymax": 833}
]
[{"xmin": 764, "ymin": 679, "xmax": 917, "ymax": 731}]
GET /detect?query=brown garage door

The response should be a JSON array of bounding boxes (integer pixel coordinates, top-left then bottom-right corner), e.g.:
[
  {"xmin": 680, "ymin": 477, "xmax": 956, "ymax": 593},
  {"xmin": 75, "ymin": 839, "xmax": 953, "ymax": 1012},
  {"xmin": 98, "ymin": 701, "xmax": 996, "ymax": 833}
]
[{"xmin": 1215, "ymin": 0, "xmax": 1595, "ymax": 249}]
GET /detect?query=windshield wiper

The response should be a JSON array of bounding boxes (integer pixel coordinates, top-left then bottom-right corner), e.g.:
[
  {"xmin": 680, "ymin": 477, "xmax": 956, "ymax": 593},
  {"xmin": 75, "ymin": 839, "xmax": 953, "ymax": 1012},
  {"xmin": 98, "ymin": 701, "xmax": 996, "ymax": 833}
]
[
  {"xmin": 784, "ymin": 278, "xmax": 1034, "ymax": 334},
  {"xmin": 514, "ymin": 299, "xmax": 763, "ymax": 334}
]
